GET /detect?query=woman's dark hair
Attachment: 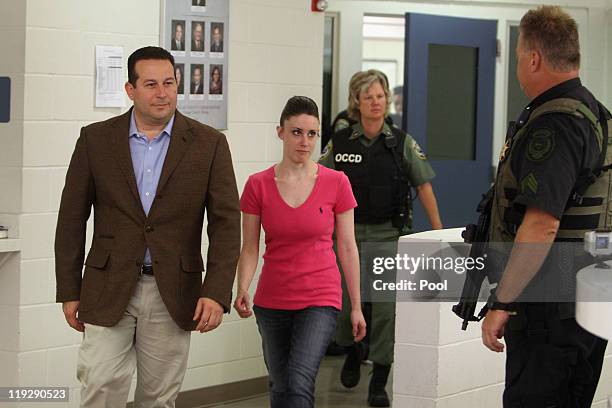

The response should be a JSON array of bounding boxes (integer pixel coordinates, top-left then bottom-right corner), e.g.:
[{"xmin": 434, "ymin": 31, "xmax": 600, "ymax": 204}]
[
  {"xmin": 279, "ymin": 96, "xmax": 319, "ymax": 126},
  {"xmin": 128, "ymin": 46, "xmax": 175, "ymax": 86}
]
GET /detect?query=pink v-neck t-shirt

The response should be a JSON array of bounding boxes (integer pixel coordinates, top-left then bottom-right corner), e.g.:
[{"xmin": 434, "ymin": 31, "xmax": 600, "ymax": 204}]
[{"xmin": 240, "ymin": 164, "xmax": 357, "ymax": 310}]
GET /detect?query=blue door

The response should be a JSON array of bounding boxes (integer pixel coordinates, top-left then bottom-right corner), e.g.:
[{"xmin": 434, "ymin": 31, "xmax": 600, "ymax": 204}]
[{"xmin": 404, "ymin": 14, "xmax": 497, "ymax": 232}]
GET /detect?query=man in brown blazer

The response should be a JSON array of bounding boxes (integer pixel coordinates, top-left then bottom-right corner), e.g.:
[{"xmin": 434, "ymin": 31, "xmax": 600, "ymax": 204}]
[{"xmin": 55, "ymin": 46, "xmax": 240, "ymax": 407}]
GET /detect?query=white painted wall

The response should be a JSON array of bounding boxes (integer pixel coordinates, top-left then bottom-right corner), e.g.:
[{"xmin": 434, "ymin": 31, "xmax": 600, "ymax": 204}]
[
  {"xmin": 362, "ymin": 38, "xmax": 405, "ymax": 94},
  {"xmin": 0, "ymin": 0, "xmax": 324, "ymax": 405},
  {"xmin": 0, "ymin": 0, "xmax": 26, "ymax": 395},
  {"xmin": 607, "ymin": 9, "xmax": 612, "ymax": 108}
]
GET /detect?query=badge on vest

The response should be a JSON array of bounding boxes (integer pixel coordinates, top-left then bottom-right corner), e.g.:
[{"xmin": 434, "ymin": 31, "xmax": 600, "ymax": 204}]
[
  {"xmin": 335, "ymin": 153, "xmax": 363, "ymax": 163},
  {"xmin": 526, "ymin": 128, "xmax": 556, "ymax": 162},
  {"xmin": 499, "ymin": 139, "xmax": 511, "ymax": 162},
  {"xmin": 320, "ymin": 142, "xmax": 332, "ymax": 161}
]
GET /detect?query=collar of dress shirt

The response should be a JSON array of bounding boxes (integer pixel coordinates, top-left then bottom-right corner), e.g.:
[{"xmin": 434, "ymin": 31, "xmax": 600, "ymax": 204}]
[{"xmin": 129, "ymin": 110, "xmax": 175, "ymax": 140}]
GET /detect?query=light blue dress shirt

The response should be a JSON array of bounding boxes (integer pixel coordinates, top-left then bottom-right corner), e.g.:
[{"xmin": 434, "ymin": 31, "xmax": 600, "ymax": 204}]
[{"xmin": 128, "ymin": 111, "xmax": 175, "ymax": 266}]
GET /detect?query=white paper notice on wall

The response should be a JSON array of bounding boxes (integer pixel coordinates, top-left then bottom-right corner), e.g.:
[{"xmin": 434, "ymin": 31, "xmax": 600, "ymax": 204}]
[{"xmin": 95, "ymin": 45, "xmax": 125, "ymax": 108}]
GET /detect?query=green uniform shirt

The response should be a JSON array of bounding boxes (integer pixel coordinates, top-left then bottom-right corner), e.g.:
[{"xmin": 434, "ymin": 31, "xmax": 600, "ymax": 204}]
[
  {"xmin": 324, "ymin": 123, "xmax": 430, "ymax": 363},
  {"xmin": 319, "ymin": 122, "xmax": 435, "ymax": 239},
  {"xmin": 319, "ymin": 122, "xmax": 435, "ymax": 187}
]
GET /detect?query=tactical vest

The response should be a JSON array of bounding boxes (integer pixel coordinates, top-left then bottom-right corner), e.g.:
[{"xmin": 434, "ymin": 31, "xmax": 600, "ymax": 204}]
[
  {"xmin": 332, "ymin": 127, "xmax": 409, "ymax": 224},
  {"xmin": 490, "ymin": 97, "xmax": 612, "ymax": 243}
]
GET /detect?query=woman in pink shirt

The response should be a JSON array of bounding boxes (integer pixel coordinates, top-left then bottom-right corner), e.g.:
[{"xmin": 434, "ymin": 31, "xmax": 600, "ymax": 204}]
[{"xmin": 233, "ymin": 96, "xmax": 366, "ymax": 408}]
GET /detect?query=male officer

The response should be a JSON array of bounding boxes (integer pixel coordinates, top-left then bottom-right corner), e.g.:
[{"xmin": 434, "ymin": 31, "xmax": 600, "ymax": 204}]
[
  {"xmin": 55, "ymin": 46, "xmax": 240, "ymax": 407},
  {"xmin": 320, "ymin": 69, "xmax": 442, "ymax": 407},
  {"xmin": 481, "ymin": 6, "xmax": 609, "ymax": 407}
]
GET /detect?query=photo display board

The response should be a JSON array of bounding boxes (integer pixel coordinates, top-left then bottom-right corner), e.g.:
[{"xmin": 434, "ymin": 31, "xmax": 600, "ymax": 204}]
[{"xmin": 163, "ymin": 0, "xmax": 228, "ymax": 129}]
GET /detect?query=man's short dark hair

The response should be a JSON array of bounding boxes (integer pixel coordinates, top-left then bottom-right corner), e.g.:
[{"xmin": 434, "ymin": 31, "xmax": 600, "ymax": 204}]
[
  {"xmin": 520, "ymin": 5, "xmax": 580, "ymax": 71},
  {"xmin": 279, "ymin": 96, "xmax": 319, "ymax": 126},
  {"xmin": 127, "ymin": 46, "xmax": 175, "ymax": 86}
]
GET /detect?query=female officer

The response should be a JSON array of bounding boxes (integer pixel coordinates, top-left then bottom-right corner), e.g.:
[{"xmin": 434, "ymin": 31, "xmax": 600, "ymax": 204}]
[
  {"xmin": 319, "ymin": 70, "xmax": 443, "ymax": 407},
  {"xmin": 234, "ymin": 96, "xmax": 367, "ymax": 408}
]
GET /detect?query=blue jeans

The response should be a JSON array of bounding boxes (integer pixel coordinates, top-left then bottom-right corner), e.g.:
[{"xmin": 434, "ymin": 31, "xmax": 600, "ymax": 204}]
[{"xmin": 253, "ymin": 305, "xmax": 339, "ymax": 408}]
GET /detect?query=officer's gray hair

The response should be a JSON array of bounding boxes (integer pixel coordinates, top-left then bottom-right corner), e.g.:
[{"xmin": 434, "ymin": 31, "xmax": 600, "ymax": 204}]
[
  {"xmin": 519, "ymin": 5, "xmax": 580, "ymax": 72},
  {"xmin": 347, "ymin": 70, "xmax": 392, "ymax": 122}
]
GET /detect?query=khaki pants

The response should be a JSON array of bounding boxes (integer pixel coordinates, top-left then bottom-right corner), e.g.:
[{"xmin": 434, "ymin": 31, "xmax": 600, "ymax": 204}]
[{"xmin": 77, "ymin": 275, "xmax": 191, "ymax": 408}]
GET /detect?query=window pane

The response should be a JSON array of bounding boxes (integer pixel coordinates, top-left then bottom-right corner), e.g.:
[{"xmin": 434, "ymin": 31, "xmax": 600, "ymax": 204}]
[{"xmin": 426, "ymin": 44, "xmax": 478, "ymax": 161}]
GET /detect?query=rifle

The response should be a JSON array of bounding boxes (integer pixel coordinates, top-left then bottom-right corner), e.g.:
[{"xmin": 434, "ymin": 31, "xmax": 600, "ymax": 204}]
[{"xmin": 452, "ymin": 186, "xmax": 494, "ymax": 330}]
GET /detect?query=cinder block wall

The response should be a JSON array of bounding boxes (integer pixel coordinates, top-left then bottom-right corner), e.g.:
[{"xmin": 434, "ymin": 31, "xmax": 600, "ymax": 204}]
[
  {"xmin": 0, "ymin": 0, "xmax": 324, "ymax": 405},
  {"xmin": 0, "ymin": 0, "xmax": 26, "ymax": 395},
  {"xmin": 607, "ymin": 8, "xmax": 612, "ymax": 108}
]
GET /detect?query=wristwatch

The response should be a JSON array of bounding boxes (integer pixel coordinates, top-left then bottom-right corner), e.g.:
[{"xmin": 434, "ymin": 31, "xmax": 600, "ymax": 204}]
[{"xmin": 487, "ymin": 293, "xmax": 518, "ymax": 314}]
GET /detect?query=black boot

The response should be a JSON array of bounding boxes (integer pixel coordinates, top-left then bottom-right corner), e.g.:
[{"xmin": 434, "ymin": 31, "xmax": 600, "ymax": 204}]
[
  {"xmin": 340, "ymin": 342, "xmax": 363, "ymax": 388},
  {"xmin": 368, "ymin": 363, "xmax": 391, "ymax": 407}
]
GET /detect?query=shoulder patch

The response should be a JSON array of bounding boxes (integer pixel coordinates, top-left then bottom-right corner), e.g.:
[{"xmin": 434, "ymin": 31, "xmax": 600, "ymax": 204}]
[
  {"xmin": 520, "ymin": 173, "xmax": 538, "ymax": 195},
  {"xmin": 320, "ymin": 140, "xmax": 333, "ymax": 161},
  {"xmin": 334, "ymin": 119, "xmax": 350, "ymax": 132},
  {"xmin": 412, "ymin": 139, "xmax": 427, "ymax": 160},
  {"xmin": 526, "ymin": 128, "xmax": 555, "ymax": 162}
]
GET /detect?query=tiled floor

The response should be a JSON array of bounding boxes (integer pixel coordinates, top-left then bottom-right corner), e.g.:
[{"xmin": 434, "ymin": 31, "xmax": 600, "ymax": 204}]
[{"xmin": 212, "ymin": 356, "xmax": 393, "ymax": 407}]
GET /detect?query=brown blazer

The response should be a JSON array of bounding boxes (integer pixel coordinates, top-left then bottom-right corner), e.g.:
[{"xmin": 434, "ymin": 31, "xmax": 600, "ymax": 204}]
[{"xmin": 55, "ymin": 109, "xmax": 240, "ymax": 331}]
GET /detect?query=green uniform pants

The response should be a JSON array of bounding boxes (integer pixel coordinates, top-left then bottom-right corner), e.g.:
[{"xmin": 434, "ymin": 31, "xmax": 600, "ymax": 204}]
[{"xmin": 336, "ymin": 222, "xmax": 399, "ymax": 366}]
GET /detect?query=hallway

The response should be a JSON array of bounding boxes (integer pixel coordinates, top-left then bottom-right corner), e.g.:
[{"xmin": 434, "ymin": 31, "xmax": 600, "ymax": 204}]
[{"xmin": 214, "ymin": 356, "xmax": 393, "ymax": 408}]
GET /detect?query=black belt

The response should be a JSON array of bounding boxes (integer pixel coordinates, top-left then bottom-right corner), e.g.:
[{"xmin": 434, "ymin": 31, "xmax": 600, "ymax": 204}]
[{"xmin": 141, "ymin": 265, "xmax": 154, "ymax": 275}]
